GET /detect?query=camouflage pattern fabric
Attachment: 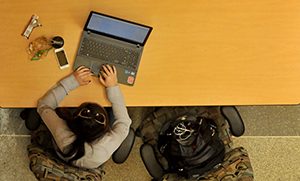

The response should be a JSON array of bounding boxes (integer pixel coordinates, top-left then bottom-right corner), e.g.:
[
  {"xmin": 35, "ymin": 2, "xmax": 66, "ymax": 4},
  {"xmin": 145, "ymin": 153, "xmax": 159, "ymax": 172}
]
[
  {"xmin": 197, "ymin": 147, "xmax": 254, "ymax": 181},
  {"xmin": 137, "ymin": 106, "xmax": 254, "ymax": 181},
  {"xmin": 27, "ymin": 124, "xmax": 105, "ymax": 181}
]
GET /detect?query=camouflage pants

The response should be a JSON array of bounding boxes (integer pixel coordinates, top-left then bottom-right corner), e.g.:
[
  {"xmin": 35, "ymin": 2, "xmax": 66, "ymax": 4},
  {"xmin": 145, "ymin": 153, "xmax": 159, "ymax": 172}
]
[{"xmin": 27, "ymin": 124, "xmax": 105, "ymax": 181}]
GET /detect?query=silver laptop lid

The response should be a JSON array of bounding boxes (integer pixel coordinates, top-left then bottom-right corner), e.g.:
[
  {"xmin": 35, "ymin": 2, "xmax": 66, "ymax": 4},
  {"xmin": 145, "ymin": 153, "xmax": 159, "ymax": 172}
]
[{"xmin": 84, "ymin": 11, "xmax": 152, "ymax": 46}]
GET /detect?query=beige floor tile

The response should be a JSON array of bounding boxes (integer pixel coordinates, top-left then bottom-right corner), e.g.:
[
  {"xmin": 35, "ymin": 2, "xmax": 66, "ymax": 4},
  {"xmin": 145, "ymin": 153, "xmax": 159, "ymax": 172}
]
[
  {"xmin": 234, "ymin": 137, "xmax": 300, "ymax": 181},
  {"xmin": 0, "ymin": 136, "xmax": 36, "ymax": 181}
]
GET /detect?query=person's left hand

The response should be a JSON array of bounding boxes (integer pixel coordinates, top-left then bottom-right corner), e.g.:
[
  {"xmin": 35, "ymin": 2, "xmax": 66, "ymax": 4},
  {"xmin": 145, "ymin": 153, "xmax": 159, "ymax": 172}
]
[{"xmin": 73, "ymin": 66, "xmax": 93, "ymax": 86}]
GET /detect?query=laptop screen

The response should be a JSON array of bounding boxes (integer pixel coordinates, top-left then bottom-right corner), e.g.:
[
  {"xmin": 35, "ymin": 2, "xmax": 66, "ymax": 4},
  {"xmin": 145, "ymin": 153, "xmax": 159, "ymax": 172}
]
[{"xmin": 85, "ymin": 11, "xmax": 152, "ymax": 46}]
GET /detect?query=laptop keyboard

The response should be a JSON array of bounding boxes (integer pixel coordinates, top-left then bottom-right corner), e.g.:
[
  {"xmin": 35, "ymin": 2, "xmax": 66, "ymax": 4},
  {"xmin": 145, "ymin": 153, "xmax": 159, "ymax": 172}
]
[{"xmin": 79, "ymin": 38, "xmax": 139, "ymax": 70}]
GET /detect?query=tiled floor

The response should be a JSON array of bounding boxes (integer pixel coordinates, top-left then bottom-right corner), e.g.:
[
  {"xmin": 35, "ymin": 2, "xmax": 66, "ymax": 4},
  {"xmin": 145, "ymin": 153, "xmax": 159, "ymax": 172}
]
[{"xmin": 0, "ymin": 106, "xmax": 300, "ymax": 181}]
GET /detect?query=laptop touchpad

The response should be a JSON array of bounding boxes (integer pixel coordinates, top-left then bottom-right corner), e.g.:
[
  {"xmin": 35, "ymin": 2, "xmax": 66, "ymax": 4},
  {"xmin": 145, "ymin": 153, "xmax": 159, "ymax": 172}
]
[{"xmin": 91, "ymin": 61, "xmax": 101, "ymax": 75}]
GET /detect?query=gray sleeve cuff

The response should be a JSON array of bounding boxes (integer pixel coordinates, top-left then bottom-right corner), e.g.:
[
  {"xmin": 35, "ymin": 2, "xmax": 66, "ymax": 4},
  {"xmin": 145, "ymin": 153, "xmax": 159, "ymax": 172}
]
[
  {"xmin": 59, "ymin": 74, "xmax": 80, "ymax": 94},
  {"xmin": 106, "ymin": 86, "xmax": 124, "ymax": 104}
]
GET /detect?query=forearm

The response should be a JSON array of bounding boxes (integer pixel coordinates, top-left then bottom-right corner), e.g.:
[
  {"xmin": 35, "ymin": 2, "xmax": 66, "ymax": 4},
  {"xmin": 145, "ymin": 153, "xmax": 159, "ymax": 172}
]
[
  {"xmin": 36, "ymin": 74, "xmax": 79, "ymax": 152},
  {"xmin": 107, "ymin": 86, "xmax": 132, "ymax": 127},
  {"xmin": 37, "ymin": 74, "xmax": 79, "ymax": 112},
  {"xmin": 105, "ymin": 86, "xmax": 132, "ymax": 151}
]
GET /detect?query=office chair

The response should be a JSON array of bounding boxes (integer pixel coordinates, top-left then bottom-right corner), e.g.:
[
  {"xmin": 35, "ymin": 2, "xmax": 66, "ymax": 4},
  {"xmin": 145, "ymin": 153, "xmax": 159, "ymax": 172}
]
[
  {"xmin": 21, "ymin": 108, "xmax": 135, "ymax": 181},
  {"xmin": 139, "ymin": 106, "xmax": 254, "ymax": 181},
  {"xmin": 27, "ymin": 128, "xmax": 135, "ymax": 181}
]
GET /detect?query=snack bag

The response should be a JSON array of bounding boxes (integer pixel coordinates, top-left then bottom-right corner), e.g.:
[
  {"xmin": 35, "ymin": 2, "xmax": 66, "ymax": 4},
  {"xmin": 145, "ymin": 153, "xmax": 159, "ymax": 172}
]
[{"xmin": 27, "ymin": 36, "xmax": 52, "ymax": 60}]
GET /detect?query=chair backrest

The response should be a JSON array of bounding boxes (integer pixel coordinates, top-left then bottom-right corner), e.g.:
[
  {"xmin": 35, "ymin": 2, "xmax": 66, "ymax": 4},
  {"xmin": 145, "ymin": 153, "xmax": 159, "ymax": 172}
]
[
  {"xmin": 112, "ymin": 127, "xmax": 136, "ymax": 164},
  {"xmin": 220, "ymin": 106, "xmax": 245, "ymax": 137}
]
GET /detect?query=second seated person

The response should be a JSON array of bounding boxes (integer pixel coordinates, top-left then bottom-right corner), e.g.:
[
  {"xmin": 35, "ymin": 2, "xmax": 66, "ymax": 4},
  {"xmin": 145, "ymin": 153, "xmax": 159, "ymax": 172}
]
[{"xmin": 37, "ymin": 64, "xmax": 132, "ymax": 168}]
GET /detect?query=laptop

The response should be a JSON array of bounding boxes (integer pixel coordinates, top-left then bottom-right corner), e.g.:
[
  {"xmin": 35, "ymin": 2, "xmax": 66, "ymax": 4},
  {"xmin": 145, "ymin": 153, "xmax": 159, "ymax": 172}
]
[{"xmin": 73, "ymin": 11, "xmax": 153, "ymax": 86}]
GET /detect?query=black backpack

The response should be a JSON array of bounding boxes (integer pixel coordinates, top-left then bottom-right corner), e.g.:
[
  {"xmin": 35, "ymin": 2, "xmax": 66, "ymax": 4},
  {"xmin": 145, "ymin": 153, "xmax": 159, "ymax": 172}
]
[{"xmin": 157, "ymin": 115, "xmax": 225, "ymax": 179}]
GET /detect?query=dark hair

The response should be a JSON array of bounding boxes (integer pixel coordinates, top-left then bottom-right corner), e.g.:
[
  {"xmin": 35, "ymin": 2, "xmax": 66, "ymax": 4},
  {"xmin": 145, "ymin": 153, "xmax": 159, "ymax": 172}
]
[{"xmin": 55, "ymin": 102, "xmax": 110, "ymax": 162}]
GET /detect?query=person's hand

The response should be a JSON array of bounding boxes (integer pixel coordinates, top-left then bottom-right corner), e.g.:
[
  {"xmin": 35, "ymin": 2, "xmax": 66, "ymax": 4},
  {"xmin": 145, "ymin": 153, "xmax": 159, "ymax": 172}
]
[
  {"xmin": 99, "ymin": 64, "xmax": 118, "ymax": 87},
  {"xmin": 73, "ymin": 66, "xmax": 93, "ymax": 86}
]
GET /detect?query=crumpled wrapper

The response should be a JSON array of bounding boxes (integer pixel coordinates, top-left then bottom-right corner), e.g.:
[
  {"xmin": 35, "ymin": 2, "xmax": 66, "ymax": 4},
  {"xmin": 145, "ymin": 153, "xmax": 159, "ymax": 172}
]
[{"xmin": 27, "ymin": 36, "xmax": 52, "ymax": 61}]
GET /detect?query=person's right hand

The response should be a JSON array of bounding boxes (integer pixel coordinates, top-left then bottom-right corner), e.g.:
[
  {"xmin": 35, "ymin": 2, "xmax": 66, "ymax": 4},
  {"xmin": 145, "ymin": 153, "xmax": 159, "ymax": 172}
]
[
  {"xmin": 99, "ymin": 64, "xmax": 118, "ymax": 87},
  {"xmin": 73, "ymin": 66, "xmax": 93, "ymax": 86}
]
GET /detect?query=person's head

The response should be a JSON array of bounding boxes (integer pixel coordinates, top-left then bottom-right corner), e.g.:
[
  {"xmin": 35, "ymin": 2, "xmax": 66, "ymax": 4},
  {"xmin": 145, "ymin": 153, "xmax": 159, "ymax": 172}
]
[
  {"xmin": 55, "ymin": 102, "xmax": 110, "ymax": 161},
  {"xmin": 69, "ymin": 102, "xmax": 110, "ymax": 143}
]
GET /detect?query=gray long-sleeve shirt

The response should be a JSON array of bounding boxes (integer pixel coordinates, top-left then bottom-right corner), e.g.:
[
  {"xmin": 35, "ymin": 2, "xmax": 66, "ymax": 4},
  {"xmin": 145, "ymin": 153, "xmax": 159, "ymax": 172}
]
[{"xmin": 37, "ymin": 74, "xmax": 132, "ymax": 168}]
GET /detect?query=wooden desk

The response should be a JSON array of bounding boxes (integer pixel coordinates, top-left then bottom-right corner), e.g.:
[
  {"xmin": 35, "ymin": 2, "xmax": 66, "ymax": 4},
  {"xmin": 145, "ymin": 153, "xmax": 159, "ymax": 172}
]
[{"xmin": 1, "ymin": 0, "xmax": 300, "ymax": 107}]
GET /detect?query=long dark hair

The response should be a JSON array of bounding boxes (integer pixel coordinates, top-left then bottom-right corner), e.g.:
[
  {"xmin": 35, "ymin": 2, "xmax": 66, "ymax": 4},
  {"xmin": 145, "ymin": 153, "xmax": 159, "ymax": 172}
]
[{"xmin": 55, "ymin": 102, "xmax": 110, "ymax": 162}]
